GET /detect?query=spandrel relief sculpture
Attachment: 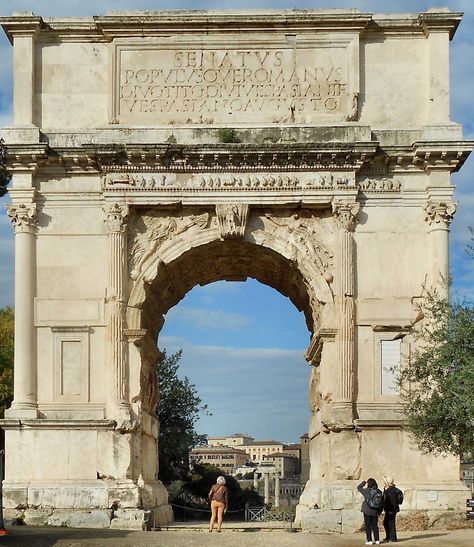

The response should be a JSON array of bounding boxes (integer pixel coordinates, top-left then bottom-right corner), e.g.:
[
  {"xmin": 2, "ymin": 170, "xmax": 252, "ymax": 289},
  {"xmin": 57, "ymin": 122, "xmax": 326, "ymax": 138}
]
[
  {"xmin": 129, "ymin": 210, "xmax": 210, "ymax": 280},
  {"xmin": 264, "ymin": 212, "xmax": 335, "ymax": 303},
  {"xmin": 265, "ymin": 212, "xmax": 334, "ymax": 278}
]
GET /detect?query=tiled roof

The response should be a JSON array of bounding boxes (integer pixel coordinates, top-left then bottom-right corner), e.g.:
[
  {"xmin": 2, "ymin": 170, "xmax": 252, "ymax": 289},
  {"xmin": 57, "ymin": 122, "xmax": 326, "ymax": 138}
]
[{"xmin": 242, "ymin": 440, "xmax": 283, "ymax": 446}]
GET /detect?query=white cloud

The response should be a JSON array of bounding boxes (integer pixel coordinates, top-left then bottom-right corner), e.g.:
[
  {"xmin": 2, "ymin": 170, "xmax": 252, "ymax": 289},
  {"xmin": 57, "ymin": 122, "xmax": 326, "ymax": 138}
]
[
  {"xmin": 165, "ymin": 306, "xmax": 252, "ymax": 330},
  {"xmin": 158, "ymin": 336, "xmax": 310, "ymax": 441}
]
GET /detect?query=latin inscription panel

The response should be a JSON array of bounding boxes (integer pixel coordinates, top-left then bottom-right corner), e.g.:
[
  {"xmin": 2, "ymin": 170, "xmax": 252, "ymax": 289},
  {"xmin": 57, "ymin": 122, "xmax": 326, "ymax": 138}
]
[{"xmin": 112, "ymin": 37, "xmax": 359, "ymax": 125}]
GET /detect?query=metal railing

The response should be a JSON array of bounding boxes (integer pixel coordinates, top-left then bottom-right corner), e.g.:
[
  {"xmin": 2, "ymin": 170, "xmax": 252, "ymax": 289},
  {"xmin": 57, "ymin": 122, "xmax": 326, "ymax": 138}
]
[{"xmin": 245, "ymin": 505, "xmax": 267, "ymax": 521}]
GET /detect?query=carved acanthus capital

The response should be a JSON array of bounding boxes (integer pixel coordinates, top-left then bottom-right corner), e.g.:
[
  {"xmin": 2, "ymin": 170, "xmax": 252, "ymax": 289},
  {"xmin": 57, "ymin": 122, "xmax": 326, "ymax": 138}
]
[
  {"xmin": 332, "ymin": 201, "xmax": 360, "ymax": 231},
  {"xmin": 424, "ymin": 201, "xmax": 457, "ymax": 228},
  {"xmin": 7, "ymin": 203, "xmax": 37, "ymax": 233},
  {"xmin": 104, "ymin": 203, "xmax": 129, "ymax": 233},
  {"xmin": 216, "ymin": 203, "xmax": 249, "ymax": 239}
]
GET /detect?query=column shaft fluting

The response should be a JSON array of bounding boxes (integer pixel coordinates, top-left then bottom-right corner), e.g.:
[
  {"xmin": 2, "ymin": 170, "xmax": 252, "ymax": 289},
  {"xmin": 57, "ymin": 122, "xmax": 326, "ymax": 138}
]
[
  {"xmin": 6, "ymin": 204, "xmax": 38, "ymax": 416},
  {"xmin": 332, "ymin": 202, "xmax": 359, "ymax": 406},
  {"xmin": 336, "ymin": 229, "xmax": 355, "ymax": 402},
  {"xmin": 105, "ymin": 204, "xmax": 129, "ymax": 417}
]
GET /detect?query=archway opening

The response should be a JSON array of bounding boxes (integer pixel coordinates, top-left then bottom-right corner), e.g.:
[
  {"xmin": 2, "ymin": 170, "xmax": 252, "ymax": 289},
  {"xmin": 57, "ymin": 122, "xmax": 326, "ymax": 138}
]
[
  {"xmin": 160, "ymin": 278, "xmax": 311, "ymax": 440},
  {"xmin": 137, "ymin": 238, "xmax": 319, "ymax": 341},
  {"xmin": 132, "ymin": 235, "xmax": 322, "ymax": 510}
]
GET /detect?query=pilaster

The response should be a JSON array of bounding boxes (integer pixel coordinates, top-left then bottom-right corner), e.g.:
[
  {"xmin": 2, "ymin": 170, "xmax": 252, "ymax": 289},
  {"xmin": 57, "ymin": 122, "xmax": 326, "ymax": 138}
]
[{"xmin": 5, "ymin": 16, "xmax": 43, "ymax": 127}]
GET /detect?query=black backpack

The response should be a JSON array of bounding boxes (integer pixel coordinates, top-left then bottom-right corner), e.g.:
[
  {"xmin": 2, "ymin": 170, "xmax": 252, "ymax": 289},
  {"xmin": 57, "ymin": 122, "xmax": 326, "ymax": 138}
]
[
  {"xmin": 394, "ymin": 487, "xmax": 404, "ymax": 505},
  {"xmin": 367, "ymin": 488, "xmax": 384, "ymax": 510}
]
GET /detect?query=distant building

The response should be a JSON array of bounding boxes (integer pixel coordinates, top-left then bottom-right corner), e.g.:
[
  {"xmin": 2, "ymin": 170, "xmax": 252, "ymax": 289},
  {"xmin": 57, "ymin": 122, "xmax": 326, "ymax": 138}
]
[
  {"xmin": 262, "ymin": 452, "xmax": 299, "ymax": 479},
  {"xmin": 206, "ymin": 433, "xmax": 304, "ymax": 472},
  {"xmin": 189, "ymin": 445, "xmax": 248, "ymax": 473},
  {"xmin": 283, "ymin": 443, "xmax": 301, "ymax": 459},
  {"xmin": 240, "ymin": 440, "xmax": 285, "ymax": 463},
  {"xmin": 208, "ymin": 433, "xmax": 254, "ymax": 447}
]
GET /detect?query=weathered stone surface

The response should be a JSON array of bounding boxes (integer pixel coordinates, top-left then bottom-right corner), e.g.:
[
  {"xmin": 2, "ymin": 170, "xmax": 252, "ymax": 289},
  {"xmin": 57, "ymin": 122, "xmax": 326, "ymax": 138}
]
[
  {"xmin": 23, "ymin": 508, "xmax": 54, "ymax": 526},
  {"xmin": 299, "ymin": 508, "xmax": 342, "ymax": 534},
  {"xmin": 106, "ymin": 481, "xmax": 141, "ymax": 509},
  {"xmin": 47, "ymin": 510, "xmax": 112, "ymax": 529},
  {"xmin": 28, "ymin": 486, "xmax": 108, "ymax": 509},
  {"xmin": 331, "ymin": 431, "xmax": 361, "ymax": 481},
  {"xmin": 139, "ymin": 480, "xmax": 169, "ymax": 508},
  {"xmin": 110, "ymin": 509, "xmax": 153, "ymax": 530},
  {"xmin": 153, "ymin": 504, "xmax": 174, "ymax": 526},
  {"xmin": 341, "ymin": 508, "xmax": 364, "ymax": 534},
  {"xmin": 327, "ymin": 486, "xmax": 355, "ymax": 510},
  {"xmin": 2, "ymin": 485, "xmax": 27, "ymax": 509}
]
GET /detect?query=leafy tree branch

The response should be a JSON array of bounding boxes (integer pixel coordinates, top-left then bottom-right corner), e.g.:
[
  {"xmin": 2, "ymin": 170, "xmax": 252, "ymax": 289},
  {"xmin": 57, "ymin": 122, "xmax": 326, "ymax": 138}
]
[
  {"xmin": 0, "ymin": 138, "xmax": 11, "ymax": 197},
  {"xmin": 398, "ymin": 288, "xmax": 474, "ymax": 459},
  {"xmin": 156, "ymin": 349, "xmax": 209, "ymax": 484}
]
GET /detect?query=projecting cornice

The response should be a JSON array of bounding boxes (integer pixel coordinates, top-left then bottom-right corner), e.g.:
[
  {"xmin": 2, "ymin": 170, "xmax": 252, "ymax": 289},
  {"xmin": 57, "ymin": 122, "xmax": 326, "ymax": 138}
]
[
  {"xmin": 0, "ymin": 10, "xmax": 463, "ymax": 43},
  {"xmin": 377, "ymin": 141, "xmax": 474, "ymax": 174},
  {"xmin": 2, "ymin": 143, "xmax": 48, "ymax": 173},
  {"xmin": 365, "ymin": 11, "xmax": 462, "ymax": 40},
  {"xmin": 2, "ymin": 141, "xmax": 472, "ymax": 176},
  {"xmin": 94, "ymin": 142, "xmax": 379, "ymax": 173},
  {"xmin": 0, "ymin": 14, "xmax": 44, "ymax": 43}
]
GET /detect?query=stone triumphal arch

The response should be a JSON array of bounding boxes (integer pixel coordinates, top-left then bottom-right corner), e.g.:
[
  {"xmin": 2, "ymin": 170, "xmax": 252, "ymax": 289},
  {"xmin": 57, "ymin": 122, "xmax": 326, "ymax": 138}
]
[{"xmin": 1, "ymin": 9, "xmax": 472, "ymax": 531}]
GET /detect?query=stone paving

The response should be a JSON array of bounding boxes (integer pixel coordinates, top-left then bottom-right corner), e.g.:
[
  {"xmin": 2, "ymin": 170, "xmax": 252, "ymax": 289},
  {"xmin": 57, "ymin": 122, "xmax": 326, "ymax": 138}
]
[{"xmin": 0, "ymin": 526, "xmax": 472, "ymax": 547}]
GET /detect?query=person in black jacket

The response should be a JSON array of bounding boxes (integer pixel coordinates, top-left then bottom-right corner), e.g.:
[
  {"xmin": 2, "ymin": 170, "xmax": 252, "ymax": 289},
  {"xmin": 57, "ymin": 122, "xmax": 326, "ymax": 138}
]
[
  {"xmin": 357, "ymin": 478, "xmax": 382, "ymax": 545},
  {"xmin": 382, "ymin": 475, "xmax": 400, "ymax": 542}
]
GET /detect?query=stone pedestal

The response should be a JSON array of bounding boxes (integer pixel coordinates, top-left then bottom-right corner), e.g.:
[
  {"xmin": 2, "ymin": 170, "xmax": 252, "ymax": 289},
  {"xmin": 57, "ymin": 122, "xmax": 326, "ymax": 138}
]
[
  {"xmin": 0, "ymin": 419, "xmax": 173, "ymax": 529},
  {"xmin": 295, "ymin": 426, "xmax": 470, "ymax": 532}
]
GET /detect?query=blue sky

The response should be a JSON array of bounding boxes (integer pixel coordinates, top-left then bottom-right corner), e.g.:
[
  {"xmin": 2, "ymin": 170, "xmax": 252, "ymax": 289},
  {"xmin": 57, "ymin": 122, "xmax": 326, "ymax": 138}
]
[{"xmin": 0, "ymin": 1, "xmax": 473, "ymax": 443}]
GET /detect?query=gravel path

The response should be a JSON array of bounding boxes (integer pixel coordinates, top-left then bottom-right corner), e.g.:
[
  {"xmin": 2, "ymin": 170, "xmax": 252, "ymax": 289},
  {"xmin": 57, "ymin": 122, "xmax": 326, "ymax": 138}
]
[{"xmin": 0, "ymin": 527, "xmax": 473, "ymax": 547}]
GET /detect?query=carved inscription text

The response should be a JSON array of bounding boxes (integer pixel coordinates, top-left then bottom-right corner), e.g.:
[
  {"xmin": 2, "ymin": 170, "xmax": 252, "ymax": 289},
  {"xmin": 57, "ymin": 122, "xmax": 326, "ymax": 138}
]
[{"xmin": 117, "ymin": 45, "xmax": 354, "ymax": 122}]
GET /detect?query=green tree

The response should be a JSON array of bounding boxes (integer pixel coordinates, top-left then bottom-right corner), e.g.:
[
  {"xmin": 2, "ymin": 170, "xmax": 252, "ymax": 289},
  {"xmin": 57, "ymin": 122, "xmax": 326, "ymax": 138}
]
[
  {"xmin": 0, "ymin": 138, "xmax": 11, "ymax": 197},
  {"xmin": 0, "ymin": 307, "xmax": 14, "ymax": 417},
  {"xmin": 156, "ymin": 349, "xmax": 208, "ymax": 484},
  {"xmin": 183, "ymin": 463, "xmax": 263, "ymax": 511},
  {"xmin": 398, "ymin": 289, "xmax": 474, "ymax": 459}
]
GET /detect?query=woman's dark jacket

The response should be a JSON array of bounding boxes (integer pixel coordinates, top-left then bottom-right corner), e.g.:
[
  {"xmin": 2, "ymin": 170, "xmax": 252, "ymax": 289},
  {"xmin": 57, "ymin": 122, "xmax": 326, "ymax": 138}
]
[
  {"xmin": 383, "ymin": 485, "xmax": 400, "ymax": 514},
  {"xmin": 357, "ymin": 481, "xmax": 380, "ymax": 517}
]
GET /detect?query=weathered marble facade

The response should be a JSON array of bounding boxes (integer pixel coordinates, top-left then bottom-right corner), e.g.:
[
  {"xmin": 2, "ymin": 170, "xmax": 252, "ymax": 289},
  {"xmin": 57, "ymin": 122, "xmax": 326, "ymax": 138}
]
[{"xmin": 0, "ymin": 9, "xmax": 472, "ymax": 531}]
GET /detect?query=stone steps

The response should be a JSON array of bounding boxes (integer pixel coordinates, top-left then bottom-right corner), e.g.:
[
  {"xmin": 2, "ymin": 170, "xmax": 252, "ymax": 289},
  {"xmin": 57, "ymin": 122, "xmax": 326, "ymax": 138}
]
[{"xmin": 157, "ymin": 521, "xmax": 300, "ymax": 532}]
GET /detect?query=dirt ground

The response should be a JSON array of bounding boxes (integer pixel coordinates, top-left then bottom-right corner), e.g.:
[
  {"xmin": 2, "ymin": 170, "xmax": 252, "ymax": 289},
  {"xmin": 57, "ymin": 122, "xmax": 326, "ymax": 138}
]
[{"xmin": 0, "ymin": 527, "xmax": 473, "ymax": 547}]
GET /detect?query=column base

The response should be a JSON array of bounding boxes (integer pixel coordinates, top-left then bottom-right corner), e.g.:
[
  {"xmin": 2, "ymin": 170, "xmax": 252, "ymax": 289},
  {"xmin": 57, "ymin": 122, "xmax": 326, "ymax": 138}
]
[
  {"xmin": 322, "ymin": 402, "xmax": 354, "ymax": 431},
  {"xmin": 106, "ymin": 400, "xmax": 132, "ymax": 423},
  {"xmin": 4, "ymin": 403, "xmax": 39, "ymax": 419}
]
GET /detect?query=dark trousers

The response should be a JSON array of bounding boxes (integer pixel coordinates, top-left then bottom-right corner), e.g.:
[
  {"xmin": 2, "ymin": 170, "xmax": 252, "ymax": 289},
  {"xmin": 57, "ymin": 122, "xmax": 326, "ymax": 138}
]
[
  {"xmin": 364, "ymin": 513, "xmax": 380, "ymax": 542},
  {"xmin": 383, "ymin": 511, "xmax": 398, "ymax": 541}
]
